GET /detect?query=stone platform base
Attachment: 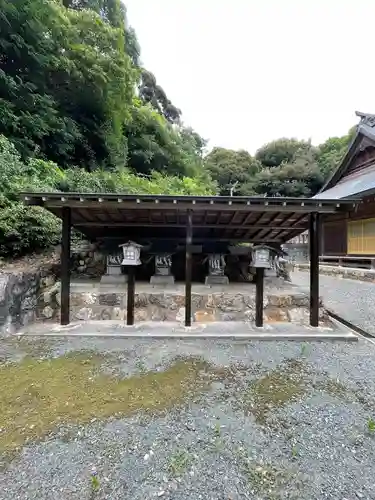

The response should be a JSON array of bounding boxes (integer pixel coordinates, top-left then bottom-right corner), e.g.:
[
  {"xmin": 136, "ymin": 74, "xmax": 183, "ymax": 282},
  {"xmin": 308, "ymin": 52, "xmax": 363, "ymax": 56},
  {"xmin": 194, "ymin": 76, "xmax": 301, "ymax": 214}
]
[
  {"xmin": 150, "ymin": 275, "xmax": 175, "ymax": 285},
  {"xmin": 37, "ymin": 280, "xmax": 329, "ymax": 326},
  {"xmin": 100, "ymin": 275, "xmax": 128, "ymax": 285},
  {"xmin": 205, "ymin": 275, "xmax": 229, "ymax": 285}
]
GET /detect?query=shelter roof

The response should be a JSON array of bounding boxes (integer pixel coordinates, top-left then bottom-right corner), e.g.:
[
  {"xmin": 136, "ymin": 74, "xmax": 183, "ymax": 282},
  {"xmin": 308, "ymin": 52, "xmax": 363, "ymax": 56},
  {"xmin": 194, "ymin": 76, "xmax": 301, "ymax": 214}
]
[
  {"xmin": 319, "ymin": 111, "xmax": 375, "ymax": 195},
  {"xmin": 21, "ymin": 192, "xmax": 358, "ymax": 244}
]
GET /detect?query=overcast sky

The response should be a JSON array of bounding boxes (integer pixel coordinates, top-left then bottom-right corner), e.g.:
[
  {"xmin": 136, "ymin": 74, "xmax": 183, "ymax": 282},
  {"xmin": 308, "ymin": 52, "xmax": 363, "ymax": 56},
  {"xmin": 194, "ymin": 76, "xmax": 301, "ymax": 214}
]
[{"xmin": 125, "ymin": 0, "xmax": 374, "ymax": 154}]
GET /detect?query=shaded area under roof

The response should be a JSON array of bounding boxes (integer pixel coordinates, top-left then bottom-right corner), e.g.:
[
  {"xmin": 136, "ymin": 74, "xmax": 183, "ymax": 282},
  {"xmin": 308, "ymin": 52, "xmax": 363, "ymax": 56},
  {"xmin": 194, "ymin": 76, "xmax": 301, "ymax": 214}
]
[{"xmin": 20, "ymin": 192, "xmax": 359, "ymax": 245}]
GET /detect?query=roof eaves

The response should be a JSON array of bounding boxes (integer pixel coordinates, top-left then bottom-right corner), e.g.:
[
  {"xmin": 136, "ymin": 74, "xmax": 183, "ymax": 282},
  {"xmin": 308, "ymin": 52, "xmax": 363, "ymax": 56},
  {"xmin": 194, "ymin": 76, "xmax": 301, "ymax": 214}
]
[
  {"xmin": 320, "ymin": 113, "xmax": 375, "ymax": 194},
  {"xmin": 318, "ymin": 127, "xmax": 362, "ymax": 193}
]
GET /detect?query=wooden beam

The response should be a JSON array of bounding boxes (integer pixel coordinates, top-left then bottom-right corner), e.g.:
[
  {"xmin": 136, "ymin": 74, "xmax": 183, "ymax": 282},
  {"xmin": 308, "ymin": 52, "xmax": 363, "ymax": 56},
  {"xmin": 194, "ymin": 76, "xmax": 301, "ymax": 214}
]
[
  {"xmin": 44, "ymin": 200, "xmax": 338, "ymax": 214},
  {"xmin": 253, "ymin": 212, "xmax": 284, "ymax": 240},
  {"xmin": 73, "ymin": 222, "xmax": 307, "ymax": 230},
  {"xmin": 185, "ymin": 210, "xmax": 193, "ymax": 327},
  {"xmin": 309, "ymin": 212, "xmax": 320, "ymax": 327},
  {"xmin": 126, "ymin": 267, "xmax": 135, "ymax": 326},
  {"xmin": 61, "ymin": 207, "xmax": 71, "ymax": 325},
  {"xmin": 243, "ymin": 213, "xmax": 267, "ymax": 239},
  {"xmin": 255, "ymin": 268, "xmax": 265, "ymax": 327}
]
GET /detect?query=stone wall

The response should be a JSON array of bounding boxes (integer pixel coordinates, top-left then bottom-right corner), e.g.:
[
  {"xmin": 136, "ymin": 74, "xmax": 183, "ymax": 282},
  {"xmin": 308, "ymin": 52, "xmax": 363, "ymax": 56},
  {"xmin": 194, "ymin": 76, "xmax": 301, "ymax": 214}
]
[
  {"xmin": 296, "ymin": 263, "xmax": 375, "ymax": 283},
  {"xmin": 0, "ymin": 271, "xmax": 57, "ymax": 335},
  {"xmin": 0, "ymin": 240, "xmax": 105, "ymax": 334},
  {"xmin": 39, "ymin": 285, "xmax": 328, "ymax": 326},
  {"xmin": 69, "ymin": 241, "xmax": 105, "ymax": 278}
]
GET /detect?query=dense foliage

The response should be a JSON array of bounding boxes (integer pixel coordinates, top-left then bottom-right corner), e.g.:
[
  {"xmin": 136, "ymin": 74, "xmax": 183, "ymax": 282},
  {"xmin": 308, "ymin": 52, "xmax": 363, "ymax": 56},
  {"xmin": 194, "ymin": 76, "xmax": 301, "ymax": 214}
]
[
  {"xmin": 0, "ymin": 0, "xmax": 356, "ymax": 257},
  {"xmin": 205, "ymin": 134, "xmax": 353, "ymax": 197}
]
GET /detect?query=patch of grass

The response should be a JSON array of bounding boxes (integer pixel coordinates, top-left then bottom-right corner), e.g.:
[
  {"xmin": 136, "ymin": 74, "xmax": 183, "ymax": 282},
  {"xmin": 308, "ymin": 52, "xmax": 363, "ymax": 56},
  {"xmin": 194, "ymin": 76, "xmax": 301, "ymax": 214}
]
[
  {"xmin": 315, "ymin": 378, "xmax": 352, "ymax": 401},
  {"xmin": 214, "ymin": 421, "xmax": 221, "ymax": 437},
  {"xmin": 367, "ymin": 418, "xmax": 375, "ymax": 434},
  {"xmin": 241, "ymin": 458, "xmax": 303, "ymax": 500},
  {"xmin": 300, "ymin": 344, "xmax": 308, "ymax": 357},
  {"xmin": 168, "ymin": 449, "xmax": 192, "ymax": 476},
  {"xmin": 242, "ymin": 360, "xmax": 308, "ymax": 425},
  {"xmin": 0, "ymin": 353, "xmax": 214, "ymax": 458}
]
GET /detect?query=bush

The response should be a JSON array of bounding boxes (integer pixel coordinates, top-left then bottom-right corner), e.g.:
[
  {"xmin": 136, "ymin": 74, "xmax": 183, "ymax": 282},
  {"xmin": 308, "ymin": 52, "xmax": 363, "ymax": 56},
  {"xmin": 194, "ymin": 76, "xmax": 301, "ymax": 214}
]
[
  {"xmin": 0, "ymin": 135, "xmax": 217, "ymax": 257},
  {"xmin": 0, "ymin": 203, "xmax": 61, "ymax": 257}
]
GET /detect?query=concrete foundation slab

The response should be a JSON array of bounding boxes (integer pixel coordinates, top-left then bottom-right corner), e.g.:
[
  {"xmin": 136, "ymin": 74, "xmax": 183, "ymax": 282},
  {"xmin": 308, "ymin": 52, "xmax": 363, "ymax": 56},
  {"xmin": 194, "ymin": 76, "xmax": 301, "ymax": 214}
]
[{"xmin": 17, "ymin": 319, "xmax": 357, "ymax": 341}]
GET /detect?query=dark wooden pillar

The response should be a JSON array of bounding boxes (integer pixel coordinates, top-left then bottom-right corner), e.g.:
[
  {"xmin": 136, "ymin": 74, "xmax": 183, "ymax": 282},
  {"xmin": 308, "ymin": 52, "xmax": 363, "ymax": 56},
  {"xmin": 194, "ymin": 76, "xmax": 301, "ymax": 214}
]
[
  {"xmin": 185, "ymin": 210, "xmax": 193, "ymax": 327},
  {"xmin": 61, "ymin": 206, "xmax": 71, "ymax": 325},
  {"xmin": 255, "ymin": 267, "xmax": 264, "ymax": 327},
  {"xmin": 126, "ymin": 267, "xmax": 135, "ymax": 326},
  {"xmin": 309, "ymin": 212, "xmax": 320, "ymax": 327}
]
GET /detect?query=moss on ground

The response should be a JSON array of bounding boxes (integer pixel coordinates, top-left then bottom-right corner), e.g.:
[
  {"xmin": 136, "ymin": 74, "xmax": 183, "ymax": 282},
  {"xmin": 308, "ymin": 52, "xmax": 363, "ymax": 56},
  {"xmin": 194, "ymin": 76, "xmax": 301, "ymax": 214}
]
[
  {"xmin": 0, "ymin": 353, "xmax": 214, "ymax": 457},
  {"xmin": 243, "ymin": 360, "xmax": 308, "ymax": 425}
]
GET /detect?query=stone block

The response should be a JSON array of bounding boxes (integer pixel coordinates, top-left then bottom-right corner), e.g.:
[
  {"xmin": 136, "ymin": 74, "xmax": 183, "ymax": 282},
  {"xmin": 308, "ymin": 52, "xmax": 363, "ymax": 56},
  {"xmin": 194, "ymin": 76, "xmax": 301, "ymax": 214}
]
[
  {"xmin": 192, "ymin": 294, "xmax": 204, "ymax": 310},
  {"xmin": 100, "ymin": 275, "xmax": 128, "ymax": 285},
  {"xmin": 150, "ymin": 275, "xmax": 175, "ymax": 285},
  {"xmin": 205, "ymin": 275, "xmax": 229, "ymax": 285},
  {"xmin": 149, "ymin": 293, "xmax": 183, "ymax": 310},
  {"xmin": 290, "ymin": 293, "xmax": 309, "ymax": 307},
  {"xmin": 215, "ymin": 293, "xmax": 244, "ymax": 312},
  {"xmin": 195, "ymin": 309, "xmax": 216, "ymax": 322},
  {"xmin": 99, "ymin": 293, "xmax": 121, "ymax": 306},
  {"xmin": 220, "ymin": 312, "xmax": 238, "ymax": 321},
  {"xmin": 107, "ymin": 265, "xmax": 122, "ymax": 276},
  {"xmin": 112, "ymin": 307, "xmax": 126, "ymax": 320},
  {"xmin": 70, "ymin": 292, "xmax": 97, "ymax": 307},
  {"xmin": 42, "ymin": 306, "xmax": 54, "ymax": 319},
  {"xmin": 149, "ymin": 305, "xmax": 167, "ymax": 321},
  {"xmin": 243, "ymin": 295, "xmax": 256, "ymax": 308},
  {"xmin": 135, "ymin": 293, "xmax": 149, "ymax": 308},
  {"xmin": 134, "ymin": 308, "xmax": 149, "ymax": 322},
  {"xmin": 176, "ymin": 307, "xmax": 186, "ymax": 323},
  {"xmin": 41, "ymin": 275, "xmax": 55, "ymax": 288},
  {"xmin": 264, "ymin": 308, "xmax": 289, "ymax": 322},
  {"xmin": 74, "ymin": 307, "xmax": 94, "ymax": 321},
  {"xmin": 267, "ymin": 294, "xmax": 293, "ymax": 307},
  {"xmin": 287, "ymin": 308, "xmax": 309, "ymax": 324},
  {"xmin": 244, "ymin": 309, "xmax": 255, "ymax": 321}
]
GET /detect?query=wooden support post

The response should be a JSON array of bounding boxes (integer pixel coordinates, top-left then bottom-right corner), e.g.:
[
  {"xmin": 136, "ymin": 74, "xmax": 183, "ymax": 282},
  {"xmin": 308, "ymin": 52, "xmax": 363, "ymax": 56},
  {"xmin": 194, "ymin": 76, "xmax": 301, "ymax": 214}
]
[
  {"xmin": 61, "ymin": 206, "xmax": 71, "ymax": 325},
  {"xmin": 255, "ymin": 267, "xmax": 264, "ymax": 327},
  {"xmin": 309, "ymin": 212, "xmax": 320, "ymax": 327},
  {"xmin": 126, "ymin": 266, "xmax": 135, "ymax": 326},
  {"xmin": 185, "ymin": 210, "xmax": 193, "ymax": 327}
]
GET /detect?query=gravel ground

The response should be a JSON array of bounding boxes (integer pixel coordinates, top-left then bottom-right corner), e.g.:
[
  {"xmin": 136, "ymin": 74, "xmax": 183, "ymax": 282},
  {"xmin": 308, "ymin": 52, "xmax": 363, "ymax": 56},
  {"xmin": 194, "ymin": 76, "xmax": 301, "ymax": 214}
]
[
  {"xmin": 292, "ymin": 270, "xmax": 375, "ymax": 334},
  {"xmin": 1, "ymin": 335, "xmax": 375, "ymax": 500}
]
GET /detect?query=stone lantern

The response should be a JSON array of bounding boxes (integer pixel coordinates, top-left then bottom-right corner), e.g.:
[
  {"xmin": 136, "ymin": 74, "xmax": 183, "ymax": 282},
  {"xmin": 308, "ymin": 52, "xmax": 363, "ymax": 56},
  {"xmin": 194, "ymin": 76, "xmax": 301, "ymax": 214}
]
[
  {"xmin": 251, "ymin": 245, "xmax": 272, "ymax": 269},
  {"xmin": 119, "ymin": 241, "xmax": 142, "ymax": 266}
]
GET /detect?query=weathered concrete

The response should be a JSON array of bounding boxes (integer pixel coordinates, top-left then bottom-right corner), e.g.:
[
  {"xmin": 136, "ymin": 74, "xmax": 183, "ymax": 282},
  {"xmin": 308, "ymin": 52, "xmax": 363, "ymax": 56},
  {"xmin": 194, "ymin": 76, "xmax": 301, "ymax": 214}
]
[{"xmin": 17, "ymin": 318, "xmax": 356, "ymax": 341}]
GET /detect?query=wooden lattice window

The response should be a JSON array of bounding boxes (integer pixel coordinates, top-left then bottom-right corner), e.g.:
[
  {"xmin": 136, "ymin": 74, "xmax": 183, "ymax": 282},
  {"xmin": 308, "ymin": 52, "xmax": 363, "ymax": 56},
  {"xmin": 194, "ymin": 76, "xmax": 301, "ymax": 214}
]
[{"xmin": 348, "ymin": 218, "xmax": 375, "ymax": 254}]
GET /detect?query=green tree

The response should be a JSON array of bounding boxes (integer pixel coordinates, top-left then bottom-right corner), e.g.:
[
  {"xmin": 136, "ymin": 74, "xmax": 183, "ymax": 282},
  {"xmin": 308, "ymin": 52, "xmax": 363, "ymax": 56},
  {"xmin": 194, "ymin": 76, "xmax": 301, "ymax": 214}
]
[
  {"xmin": 255, "ymin": 138, "xmax": 316, "ymax": 168},
  {"xmin": 204, "ymin": 147, "xmax": 261, "ymax": 195},
  {"xmin": 0, "ymin": 0, "xmax": 135, "ymax": 168},
  {"xmin": 139, "ymin": 69, "xmax": 181, "ymax": 125},
  {"xmin": 125, "ymin": 102, "xmax": 205, "ymax": 177},
  {"xmin": 252, "ymin": 149, "xmax": 324, "ymax": 197},
  {"xmin": 316, "ymin": 128, "xmax": 355, "ymax": 179}
]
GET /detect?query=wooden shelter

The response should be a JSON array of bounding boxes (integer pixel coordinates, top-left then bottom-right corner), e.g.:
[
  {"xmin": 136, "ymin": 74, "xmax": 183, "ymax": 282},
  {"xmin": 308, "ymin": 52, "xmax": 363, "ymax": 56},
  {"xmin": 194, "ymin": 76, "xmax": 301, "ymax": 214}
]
[
  {"xmin": 21, "ymin": 192, "xmax": 357, "ymax": 328},
  {"xmin": 316, "ymin": 111, "xmax": 375, "ymax": 260}
]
